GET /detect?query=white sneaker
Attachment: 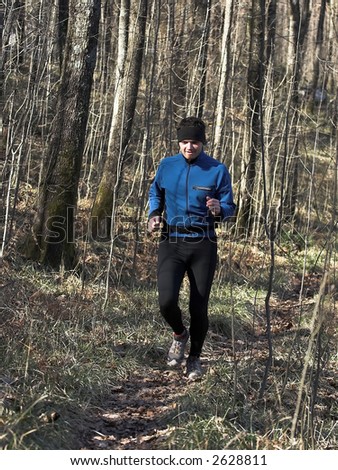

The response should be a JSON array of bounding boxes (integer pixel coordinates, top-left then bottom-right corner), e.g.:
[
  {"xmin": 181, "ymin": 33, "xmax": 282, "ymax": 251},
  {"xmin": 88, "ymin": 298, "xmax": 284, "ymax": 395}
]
[{"xmin": 167, "ymin": 329, "xmax": 189, "ymax": 366}]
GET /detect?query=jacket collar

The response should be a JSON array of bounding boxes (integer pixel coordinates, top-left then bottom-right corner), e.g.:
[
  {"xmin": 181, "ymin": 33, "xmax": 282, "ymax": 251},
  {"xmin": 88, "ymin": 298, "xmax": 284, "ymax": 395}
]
[{"xmin": 180, "ymin": 150, "xmax": 206, "ymax": 164}]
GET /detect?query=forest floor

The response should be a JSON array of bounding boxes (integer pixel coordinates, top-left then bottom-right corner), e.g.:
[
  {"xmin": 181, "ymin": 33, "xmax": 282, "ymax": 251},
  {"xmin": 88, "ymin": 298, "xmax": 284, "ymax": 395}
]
[
  {"xmin": 1, "ymin": 233, "xmax": 337, "ymax": 450},
  {"xmin": 78, "ymin": 281, "xmax": 337, "ymax": 451}
]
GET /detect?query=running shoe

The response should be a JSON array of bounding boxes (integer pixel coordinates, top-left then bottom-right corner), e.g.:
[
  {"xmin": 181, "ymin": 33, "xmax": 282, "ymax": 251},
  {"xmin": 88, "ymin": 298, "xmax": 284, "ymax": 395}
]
[
  {"xmin": 186, "ymin": 355, "xmax": 202, "ymax": 380},
  {"xmin": 167, "ymin": 329, "xmax": 189, "ymax": 366}
]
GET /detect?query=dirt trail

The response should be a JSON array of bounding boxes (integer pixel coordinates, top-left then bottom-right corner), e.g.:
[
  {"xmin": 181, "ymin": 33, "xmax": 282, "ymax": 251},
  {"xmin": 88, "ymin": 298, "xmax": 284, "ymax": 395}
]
[
  {"xmin": 80, "ymin": 337, "xmax": 242, "ymax": 450},
  {"xmin": 81, "ymin": 368, "xmax": 194, "ymax": 450}
]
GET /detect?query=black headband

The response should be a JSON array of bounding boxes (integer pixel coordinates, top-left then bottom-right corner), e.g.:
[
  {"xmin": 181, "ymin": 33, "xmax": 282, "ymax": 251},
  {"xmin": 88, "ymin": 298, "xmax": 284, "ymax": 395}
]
[{"xmin": 177, "ymin": 126, "xmax": 206, "ymax": 144}]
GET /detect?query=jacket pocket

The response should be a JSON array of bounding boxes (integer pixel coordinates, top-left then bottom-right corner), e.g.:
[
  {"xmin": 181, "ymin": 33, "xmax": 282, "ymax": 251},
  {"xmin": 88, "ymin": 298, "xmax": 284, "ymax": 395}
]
[{"xmin": 192, "ymin": 185, "xmax": 214, "ymax": 192}]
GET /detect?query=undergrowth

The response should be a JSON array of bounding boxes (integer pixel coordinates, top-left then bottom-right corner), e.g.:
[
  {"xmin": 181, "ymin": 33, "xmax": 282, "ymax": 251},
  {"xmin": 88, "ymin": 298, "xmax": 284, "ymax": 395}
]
[{"xmin": 0, "ymin": 235, "xmax": 337, "ymax": 450}]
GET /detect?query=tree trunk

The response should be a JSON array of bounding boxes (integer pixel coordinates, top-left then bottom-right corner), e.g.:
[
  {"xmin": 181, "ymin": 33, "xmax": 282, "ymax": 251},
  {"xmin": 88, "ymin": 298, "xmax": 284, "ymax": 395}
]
[
  {"xmin": 284, "ymin": 0, "xmax": 311, "ymax": 222},
  {"xmin": 310, "ymin": 0, "xmax": 327, "ymax": 109},
  {"xmin": 58, "ymin": 0, "xmax": 70, "ymax": 70},
  {"xmin": 236, "ymin": 0, "xmax": 263, "ymax": 237},
  {"xmin": 90, "ymin": 0, "xmax": 148, "ymax": 239},
  {"xmin": 185, "ymin": 0, "xmax": 211, "ymax": 118},
  {"xmin": 20, "ymin": 0, "xmax": 101, "ymax": 269},
  {"xmin": 213, "ymin": 0, "xmax": 234, "ymax": 160}
]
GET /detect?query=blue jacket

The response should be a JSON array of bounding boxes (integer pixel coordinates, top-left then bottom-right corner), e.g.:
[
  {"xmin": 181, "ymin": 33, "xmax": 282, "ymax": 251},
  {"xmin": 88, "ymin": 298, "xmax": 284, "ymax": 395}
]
[{"xmin": 148, "ymin": 151, "xmax": 236, "ymax": 237}]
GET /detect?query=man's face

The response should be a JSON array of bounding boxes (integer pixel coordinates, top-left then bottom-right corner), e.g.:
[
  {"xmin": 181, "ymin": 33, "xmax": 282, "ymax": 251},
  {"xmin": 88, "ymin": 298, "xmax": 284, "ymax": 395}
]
[{"xmin": 179, "ymin": 140, "xmax": 203, "ymax": 161}]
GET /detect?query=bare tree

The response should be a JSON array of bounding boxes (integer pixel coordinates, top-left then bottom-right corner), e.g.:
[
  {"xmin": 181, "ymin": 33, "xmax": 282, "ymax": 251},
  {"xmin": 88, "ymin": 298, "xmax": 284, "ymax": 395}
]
[
  {"xmin": 284, "ymin": 0, "xmax": 311, "ymax": 220},
  {"xmin": 212, "ymin": 0, "xmax": 234, "ymax": 160},
  {"xmin": 310, "ymin": 0, "xmax": 327, "ymax": 108},
  {"xmin": 0, "ymin": 0, "xmax": 336, "ymax": 284},
  {"xmin": 90, "ymin": 0, "xmax": 148, "ymax": 239},
  {"xmin": 58, "ymin": 0, "xmax": 70, "ymax": 70},
  {"xmin": 1, "ymin": 0, "xmax": 60, "ymax": 258},
  {"xmin": 20, "ymin": 0, "xmax": 101, "ymax": 269},
  {"xmin": 236, "ymin": 0, "xmax": 264, "ymax": 237},
  {"xmin": 185, "ymin": 0, "xmax": 211, "ymax": 118}
]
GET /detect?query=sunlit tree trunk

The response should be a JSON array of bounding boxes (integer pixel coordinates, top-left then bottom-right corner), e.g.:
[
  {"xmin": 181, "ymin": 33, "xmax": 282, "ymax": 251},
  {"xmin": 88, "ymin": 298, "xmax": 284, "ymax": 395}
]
[
  {"xmin": 213, "ymin": 0, "xmax": 234, "ymax": 160},
  {"xmin": 263, "ymin": 0, "xmax": 276, "ymax": 193},
  {"xmin": 81, "ymin": 0, "xmax": 117, "ymax": 198},
  {"xmin": 131, "ymin": 0, "xmax": 161, "ymax": 271},
  {"xmin": 185, "ymin": 0, "xmax": 211, "ymax": 118},
  {"xmin": 236, "ymin": 0, "xmax": 263, "ymax": 237},
  {"xmin": 326, "ymin": 1, "xmax": 338, "ymax": 95},
  {"xmin": 90, "ymin": 0, "xmax": 147, "ymax": 239}
]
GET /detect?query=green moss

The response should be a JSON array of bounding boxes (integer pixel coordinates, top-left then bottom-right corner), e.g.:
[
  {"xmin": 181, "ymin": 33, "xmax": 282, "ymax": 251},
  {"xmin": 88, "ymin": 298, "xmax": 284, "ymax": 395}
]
[{"xmin": 90, "ymin": 183, "xmax": 113, "ymax": 239}]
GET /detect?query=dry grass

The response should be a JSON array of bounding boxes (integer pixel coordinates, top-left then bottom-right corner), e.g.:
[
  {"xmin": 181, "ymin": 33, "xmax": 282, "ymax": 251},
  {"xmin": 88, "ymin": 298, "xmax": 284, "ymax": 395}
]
[{"xmin": 1, "ymin": 233, "xmax": 337, "ymax": 450}]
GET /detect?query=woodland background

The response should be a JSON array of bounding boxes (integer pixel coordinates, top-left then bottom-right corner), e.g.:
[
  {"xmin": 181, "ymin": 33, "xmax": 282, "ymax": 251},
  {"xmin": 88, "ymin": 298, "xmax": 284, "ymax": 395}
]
[{"xmin": 1, "ymin": 0, "xmax": 337, "ymax": 451}]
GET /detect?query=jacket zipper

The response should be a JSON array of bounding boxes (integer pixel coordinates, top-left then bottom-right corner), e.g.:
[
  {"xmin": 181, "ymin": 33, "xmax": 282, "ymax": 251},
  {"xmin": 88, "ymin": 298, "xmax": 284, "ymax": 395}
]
[{"xmin": 185, "ymin": 163, "xmax": 191, "ymax": 217}]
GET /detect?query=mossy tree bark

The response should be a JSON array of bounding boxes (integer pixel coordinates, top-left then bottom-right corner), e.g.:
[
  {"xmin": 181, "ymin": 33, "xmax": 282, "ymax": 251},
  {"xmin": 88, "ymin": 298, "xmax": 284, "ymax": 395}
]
[
  {"xmin": 21, "ymin": 0, "xmax": 100, "ymax": 269},
  {"xmin": 90, "ymin": 0, "xmax": 148, "ymax": 240}
]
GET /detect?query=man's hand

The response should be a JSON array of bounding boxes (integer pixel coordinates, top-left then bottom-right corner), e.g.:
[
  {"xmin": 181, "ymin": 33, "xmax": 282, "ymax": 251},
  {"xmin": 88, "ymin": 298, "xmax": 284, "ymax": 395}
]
[
  {"xmin": 206, "ymin": 196, "xmax": 221, "ymax": 216},
  {"xmin": 148, "ymin": 216, "xmax": 162, "ymax": 233}
]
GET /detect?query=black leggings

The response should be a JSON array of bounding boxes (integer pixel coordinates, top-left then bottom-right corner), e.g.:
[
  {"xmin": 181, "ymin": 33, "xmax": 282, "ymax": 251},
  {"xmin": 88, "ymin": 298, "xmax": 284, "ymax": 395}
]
[{"xmin": 157, "ymin": 237, "xmax": 217, "ymax": 357}]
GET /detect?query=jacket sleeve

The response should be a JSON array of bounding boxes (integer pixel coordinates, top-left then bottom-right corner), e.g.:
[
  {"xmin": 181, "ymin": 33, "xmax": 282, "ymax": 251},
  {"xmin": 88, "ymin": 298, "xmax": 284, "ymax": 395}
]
[
  {"xmin": 217, "ymin": 165, "xmax": 236, "ymax": 221},
  {"xmin": 148, "ymin": 162, "xmax": 164, "ymax": 219}
]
